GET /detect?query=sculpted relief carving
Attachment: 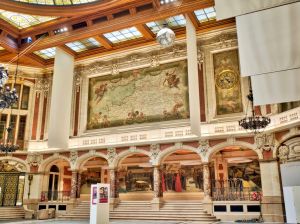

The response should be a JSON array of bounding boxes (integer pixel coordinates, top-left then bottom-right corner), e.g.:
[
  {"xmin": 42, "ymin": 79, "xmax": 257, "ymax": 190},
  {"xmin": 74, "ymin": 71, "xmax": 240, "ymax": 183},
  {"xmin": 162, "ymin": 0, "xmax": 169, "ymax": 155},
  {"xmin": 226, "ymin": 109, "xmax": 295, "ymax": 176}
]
[{"xmin": 255, "ymin": 133, "xmax": 275, "ymax": 152}]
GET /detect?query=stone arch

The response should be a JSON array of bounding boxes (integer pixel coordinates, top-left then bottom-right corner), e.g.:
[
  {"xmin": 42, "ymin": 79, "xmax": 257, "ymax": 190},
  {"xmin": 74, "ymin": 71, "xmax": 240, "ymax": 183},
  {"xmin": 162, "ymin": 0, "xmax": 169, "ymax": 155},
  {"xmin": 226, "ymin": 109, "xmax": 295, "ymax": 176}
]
[
  {"xmin": 112, "ymin": 148, "xmax": 151, "ymax": 169},
  {"xmin": 0, "ymin": 156, "xmax": 29, "ymax": 172},
  {"xmin": 38, "ymin": 154, "xmax": 71, "ymax": 172},
  {"xmin": 155, "ymin": 144, "xmax": 203, "ymax": 166},
  {"xmin": 273, "ymin": 130, "xmax": 300, "ymax": 158},
  {"xmin": 75, "ymin": 151, "xmax": 108, "ymax": 170},
  {"xmin": 205, "ymin": 140, "xmax": 262, "ymax": 163}
]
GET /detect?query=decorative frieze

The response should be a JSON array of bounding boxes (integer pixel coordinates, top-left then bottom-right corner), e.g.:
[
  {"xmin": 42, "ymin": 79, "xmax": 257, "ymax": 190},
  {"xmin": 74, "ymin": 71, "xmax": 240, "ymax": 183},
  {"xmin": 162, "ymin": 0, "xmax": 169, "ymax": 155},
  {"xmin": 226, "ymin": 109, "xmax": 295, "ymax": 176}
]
[
  {"xmin": 255, "ymin": 133, "xmax": 275, "ymax": 152},
  {"xmin": 35, "ymin": 77, "xmax": 51, "ymax": 97},
  {"xmin": 26, "ymin": 153, "xmax": 43, "ymax": 167},
  {"xmin": 107, "ymin": 147, "xmax": 117, "ymax": 163},
  {"xmin": 197, "ymin": 139, "xmax": 209, "ymax": 156},
  {"xmin": 278, "ymin": 145, "xmax": 290, "ymax": 163},
  {"xmin": 150, "ymin": 144, "xmax": 160, "ymax": 160}
]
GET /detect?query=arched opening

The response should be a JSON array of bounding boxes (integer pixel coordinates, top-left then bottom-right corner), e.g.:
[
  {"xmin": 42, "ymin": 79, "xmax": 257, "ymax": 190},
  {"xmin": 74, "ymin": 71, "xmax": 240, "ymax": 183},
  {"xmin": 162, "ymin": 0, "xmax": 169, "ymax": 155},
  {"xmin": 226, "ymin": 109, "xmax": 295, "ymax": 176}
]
[
  {"xmin": 210, "ymin": 146, "xmax": 262, "ymax": 201},
  {"xmin": 0, "ymin": 160, "xmax": 26, "ymax": 207},
  {"xmin": 161, "ymin": 149, "xmax": 203, "ymax": 201},
  {"xmin": 118, "ymin": 153, "xmax": 153, "ymax": 201},
  {"xmin": 79, "ymin": 157, "xmax": 108, "ymax": 200},
  {"xmin": 42, "ymin": 159, "xmax": 71, "ymax": 202}
]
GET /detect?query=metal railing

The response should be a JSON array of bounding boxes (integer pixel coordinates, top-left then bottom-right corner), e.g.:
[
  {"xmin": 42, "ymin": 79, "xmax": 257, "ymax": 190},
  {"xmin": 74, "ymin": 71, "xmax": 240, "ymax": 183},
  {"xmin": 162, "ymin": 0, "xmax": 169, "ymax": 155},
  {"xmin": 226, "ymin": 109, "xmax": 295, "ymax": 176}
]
[
  {"xmin": 40, "ymin": 191, "xmax": 71, "ymax": 202},
  {"xmin": 211, "ymin": 179, "xmax": 262, "ymax": 201}
]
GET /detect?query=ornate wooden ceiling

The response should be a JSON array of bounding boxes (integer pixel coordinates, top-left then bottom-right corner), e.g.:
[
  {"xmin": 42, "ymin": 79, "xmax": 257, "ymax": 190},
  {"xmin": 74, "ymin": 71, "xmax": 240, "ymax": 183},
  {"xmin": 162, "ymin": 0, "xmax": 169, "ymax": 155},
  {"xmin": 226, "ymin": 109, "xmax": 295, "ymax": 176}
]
[{"xmin": 0, "ymin": 0, "xmax": 235, "ymax": 67}]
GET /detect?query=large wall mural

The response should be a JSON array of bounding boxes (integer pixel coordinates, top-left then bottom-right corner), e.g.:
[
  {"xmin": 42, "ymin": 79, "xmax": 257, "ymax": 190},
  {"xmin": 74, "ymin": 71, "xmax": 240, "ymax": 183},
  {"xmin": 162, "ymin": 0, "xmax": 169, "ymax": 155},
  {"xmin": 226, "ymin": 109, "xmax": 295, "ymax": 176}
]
[
  {"xmin": 213, "ymin": 49, "xmax": 243, "ymax": 116},
  {"xmin": 87, "ymin": 60, "xmax": 189, "ymax": 130}
]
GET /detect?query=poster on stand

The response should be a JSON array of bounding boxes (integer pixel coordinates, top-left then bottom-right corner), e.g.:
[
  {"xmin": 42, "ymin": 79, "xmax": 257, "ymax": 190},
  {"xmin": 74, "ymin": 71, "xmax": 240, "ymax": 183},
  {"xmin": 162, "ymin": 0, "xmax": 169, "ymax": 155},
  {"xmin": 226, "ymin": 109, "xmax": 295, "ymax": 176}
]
[{"xmin": 99, "ymin": 186, "xmax": 109, "ymax": 203}]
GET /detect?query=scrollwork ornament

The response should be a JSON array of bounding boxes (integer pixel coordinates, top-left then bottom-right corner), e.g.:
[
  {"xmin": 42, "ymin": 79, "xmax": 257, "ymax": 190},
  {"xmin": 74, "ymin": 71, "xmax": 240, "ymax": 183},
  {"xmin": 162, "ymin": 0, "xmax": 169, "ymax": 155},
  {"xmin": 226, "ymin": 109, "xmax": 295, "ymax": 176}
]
[
  {"xmin": 255, "ymin": 133, "xmax": 275, "ymax": 152},
  {"xmin": 35, "ymin": 78, "xmax": 50, "ymax": 97},
  {"xmin": 198, "ymin": 139, "xmax": 209, "ymax": 156},
  {"xmin": 278, "ymin": 145, "xmax": 290, "ymax": 163},
  {"xmin": 107, "ymin": 147, "xmax": 117, "ymax": 163},
  {"xmin": 111, "ymin": 63, "xmax": 119, "ymax": 75},
  {"xmin": 197, "ymin": 49, "xmax": 204, "ymax": 66},
  {"xmin": 69, "ymin": 151, "xmax": 78, "ymax": 166},
  {"xmin": 129, "ymin": 146, "xmax": 137, "ymax": 153},
  {"xmin": 26, "ymin": 153, "xmax": 43, "ymax": 167},
  {"xmin": 150, "ymin": 144, "xmax": 160, "ymax": 160},
  {"xmin": 150, "ymin": 55, "xmax": 160, "ymax": 68}
]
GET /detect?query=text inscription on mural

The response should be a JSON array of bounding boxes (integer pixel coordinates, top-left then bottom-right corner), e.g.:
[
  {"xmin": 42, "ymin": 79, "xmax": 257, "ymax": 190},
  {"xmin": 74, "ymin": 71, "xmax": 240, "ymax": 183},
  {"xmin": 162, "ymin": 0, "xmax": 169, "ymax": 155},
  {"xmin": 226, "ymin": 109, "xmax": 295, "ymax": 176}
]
[
  {"xmin": 213, "ymin": 49, "xmax": 243, "ymax": 116},
  {"xmin": 87, "ymin": 60, "xmax": 189, "ymax": 130}
]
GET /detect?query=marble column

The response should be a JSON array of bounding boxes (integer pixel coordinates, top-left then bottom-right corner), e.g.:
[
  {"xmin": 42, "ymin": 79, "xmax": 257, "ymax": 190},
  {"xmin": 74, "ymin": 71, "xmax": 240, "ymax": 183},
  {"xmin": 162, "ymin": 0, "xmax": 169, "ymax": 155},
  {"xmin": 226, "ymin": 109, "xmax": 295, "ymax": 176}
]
[
  {"xmin": 48, "ymin": 48, "xmax": 74, "ymax": 149},
  {"xmin": 203, "ymin": 163, "xmax": 211, "ymax": 200},
  {"xmin": 76, "ymin": 172, "xmax": 81, "ymax": 198},
  {"xmin": 109, "ymin": 169, "xmax": 119, "ymax": 210},
  {"xmin": 70, "ymin": 171, "xmax": 78, "ymax": 200},
  {"xmin": 186, "ymin": 13, "xmax": 201, "ymax": 136},
  {"xmin": 259, "ymin": 160, "xmax": 284, "ymax": 222},
  {"xmin": 151, "ymin": 166, "xmax": 163, "ymax": 210}
]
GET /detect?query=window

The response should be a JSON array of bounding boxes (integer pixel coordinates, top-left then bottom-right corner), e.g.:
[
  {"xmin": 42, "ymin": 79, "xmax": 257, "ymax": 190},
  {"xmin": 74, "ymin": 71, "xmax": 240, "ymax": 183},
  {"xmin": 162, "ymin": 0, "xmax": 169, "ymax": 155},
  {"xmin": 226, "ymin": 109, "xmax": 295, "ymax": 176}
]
[
  {"xmin": 0, "ymin": 83, "xmax": 31, "ymax": 150},
  {"xmin": 194, "ymin": 7, "xmax": 216, "ymax": 23},
  {"xmin": 103, "ymin": 27, "xmax": 142, "ymax": 44},
  {"xmin": 66, "ymin": 38, "xmax": 101, "ymax": 52},
  {"xmin": 146, "ymin": 15, "xmax": 186, "ymax": 34},
  {"xmin": 34, "ymin": 47, "xmax": 56, "ymax": 60}
]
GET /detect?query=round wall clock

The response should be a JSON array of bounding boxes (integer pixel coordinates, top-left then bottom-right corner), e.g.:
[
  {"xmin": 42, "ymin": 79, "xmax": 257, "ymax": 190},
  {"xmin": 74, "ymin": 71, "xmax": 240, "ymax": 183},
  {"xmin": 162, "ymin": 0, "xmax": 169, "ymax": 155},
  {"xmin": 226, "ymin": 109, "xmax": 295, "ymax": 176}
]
[{"xmin": 215, "ymin": 69, "xmax": 238, "ymax": 89}]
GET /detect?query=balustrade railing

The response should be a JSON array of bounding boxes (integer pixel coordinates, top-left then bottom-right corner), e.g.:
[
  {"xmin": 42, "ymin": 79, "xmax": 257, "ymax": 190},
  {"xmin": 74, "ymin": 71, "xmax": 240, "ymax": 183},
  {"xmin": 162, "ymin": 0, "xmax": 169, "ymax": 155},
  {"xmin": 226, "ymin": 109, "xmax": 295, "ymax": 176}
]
[
  {"xmin": 40, "ymin": 191, "xmax": 71, "ymax": 202},
  {"xmin": 211, "ymin": 179, "xmax": 262, "ymax": 201}
]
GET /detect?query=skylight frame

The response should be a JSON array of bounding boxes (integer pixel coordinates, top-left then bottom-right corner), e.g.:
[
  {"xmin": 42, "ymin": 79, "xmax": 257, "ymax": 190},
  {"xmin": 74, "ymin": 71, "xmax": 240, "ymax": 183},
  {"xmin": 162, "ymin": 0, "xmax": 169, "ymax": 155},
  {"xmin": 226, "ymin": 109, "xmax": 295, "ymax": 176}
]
[
  {"xmin": 146, "ymin": 14, "xmax": 186, "ymax": 34},
  {"xmin": 194, "ymin": 7, "xmax": 216, "ymax": 24},
  {"xmin": 103, "ymin": 27, "xmax": 143, "ymax": 44},
  {"xmin": 0, "ymin": 9, "xmax": 57, "ymax": 29},
  {"xmin": 33, "ymin": 47, "xmax": 56, "ymax": 60},
  {"xmin": 65, "ymin": 37, "xmax": 101, "ymax": 53}
]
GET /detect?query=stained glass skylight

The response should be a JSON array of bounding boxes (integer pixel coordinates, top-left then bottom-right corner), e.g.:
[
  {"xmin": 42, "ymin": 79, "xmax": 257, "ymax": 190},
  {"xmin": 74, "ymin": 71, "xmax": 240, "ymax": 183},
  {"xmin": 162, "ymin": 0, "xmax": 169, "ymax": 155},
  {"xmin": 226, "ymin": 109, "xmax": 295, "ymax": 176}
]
[
  {"xmin": 34, "ymin": 47, "xmax": 56, "ymax": 59},
  {"xmin": 103, "ymin": 27, "xmax": 142, "ymax": 44},
  {"xmin": 0, "ymin": 10, "xmax": 57, "ymax": 29},
  {"xmin": 66, "ymin": 38, "xmax": 101, "ymax": 52},
  {"xmin": 146, "ymin": 14, "xmax": 186, "ymax": 34},
  {"xmin": 194, "ymin": 7, "xmax": 216, "ymax": 23},
  {"xmin": 11, "ymin": 0, "xmax": 99, "ymax": 5}
]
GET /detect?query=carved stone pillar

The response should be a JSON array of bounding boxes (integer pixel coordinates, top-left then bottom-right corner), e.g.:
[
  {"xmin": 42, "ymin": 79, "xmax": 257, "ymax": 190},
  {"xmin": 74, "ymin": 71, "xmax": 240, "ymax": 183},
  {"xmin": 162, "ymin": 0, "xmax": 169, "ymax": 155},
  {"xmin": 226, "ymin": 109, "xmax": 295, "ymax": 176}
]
[
  {"xmin": 109, "ymin": 169, "xmax": 119, "ymax": 210},
  {"xmin": 151, "ymin": 166, "xmax": 163, "ymax": 210},
  {"xmin": 203, "ymin": 163, "xmax": 211, "ymax": 201},
  {"xmin": 109, "ymin": 169, "xmax": 119, "ymax": 199},
  {"xmin": 76, "ymin": 172, "xmax": 81, "ymax": 198},
  {"xmin": 70, "ymin": 171, "xmax": 78, "ymax": 199}
]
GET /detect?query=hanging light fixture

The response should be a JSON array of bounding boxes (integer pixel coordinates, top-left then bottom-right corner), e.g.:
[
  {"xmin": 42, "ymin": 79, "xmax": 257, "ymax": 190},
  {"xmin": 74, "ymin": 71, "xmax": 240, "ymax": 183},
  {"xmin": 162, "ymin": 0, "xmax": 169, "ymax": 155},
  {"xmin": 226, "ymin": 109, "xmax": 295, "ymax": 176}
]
[
  {"xmin": 239, "ymin": 87, "xmax": 271, "ymax": 133},
  {"xmin": 156, "ymin": 24, "xmax": 176, "ymax": 48},
  {"xmin": 0, "ymin": 65, "xmax": 18, "ymax": 109}
]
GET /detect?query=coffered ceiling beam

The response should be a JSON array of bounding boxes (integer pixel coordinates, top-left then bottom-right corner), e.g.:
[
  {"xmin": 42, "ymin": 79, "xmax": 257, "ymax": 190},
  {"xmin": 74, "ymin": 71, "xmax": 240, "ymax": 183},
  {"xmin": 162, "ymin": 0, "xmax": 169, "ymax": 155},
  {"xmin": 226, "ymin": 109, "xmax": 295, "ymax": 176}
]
[
  {"xmin": 186, "ymin": 12, "xmax": 199, "ymax": 29},
  {"xmin": 20, "ymin": 0, "xmax": 214, "ymax": 53},
  {"xmin": 0, "ymin": 32, "xmax": 18, "ymax": 53},
  {"xmin": 93, "ymin": 35, "xmax": 113, "ymax": 49},
  {"xmin": 152, "ymin": 0, "xmax": 160, "ymax": 9},
  {"xmin": 58, "ymin": 45, "xmax": 77, "ymax": 57},
  {"xmin": 135, "ymin": 24, "xmax": 155, "ymax": 40}
]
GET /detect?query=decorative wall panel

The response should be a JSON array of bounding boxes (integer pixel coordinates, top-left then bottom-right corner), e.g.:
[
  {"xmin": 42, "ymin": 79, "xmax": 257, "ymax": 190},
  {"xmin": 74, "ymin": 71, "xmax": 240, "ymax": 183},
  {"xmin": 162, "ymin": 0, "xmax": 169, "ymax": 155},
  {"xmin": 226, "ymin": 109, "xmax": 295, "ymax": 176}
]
[
  {"xmin": 213, "ymin": 49, "xmax": 243, "ymax": 116},
  {"xmin": 87, "ymin": 60, "xmax": 189, "ymax": 130}
]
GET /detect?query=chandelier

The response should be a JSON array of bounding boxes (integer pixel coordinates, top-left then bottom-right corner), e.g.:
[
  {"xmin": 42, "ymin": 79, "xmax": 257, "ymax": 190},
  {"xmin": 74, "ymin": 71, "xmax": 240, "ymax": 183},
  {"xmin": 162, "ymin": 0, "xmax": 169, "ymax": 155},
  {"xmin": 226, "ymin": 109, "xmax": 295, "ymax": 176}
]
[
  {"xmin": 0, "ymin": 124, "xmax": 19, "ymax": 156},
  {"xmin": 239, "ymin": 89, "xmax": 271, "ymax": 133},
  {"xmin": 0, "ymin": 65, "xmax": 18, "ymax": 109}
]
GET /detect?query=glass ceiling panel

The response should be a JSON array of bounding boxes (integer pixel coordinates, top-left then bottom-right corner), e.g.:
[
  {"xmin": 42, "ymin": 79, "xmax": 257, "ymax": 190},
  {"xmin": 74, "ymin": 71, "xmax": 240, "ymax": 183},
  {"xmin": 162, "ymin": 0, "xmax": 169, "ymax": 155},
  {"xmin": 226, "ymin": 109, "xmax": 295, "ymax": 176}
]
[
  {"xmin": 146, "ymin": 14, "xmax": 186, "ymax": 34},
  {"xmin": 33, "ymin": 47, "xmax": 56, "ymax": 59},
  {"xmin": 66, "ymin": 37, "xmax": 101, "ymax": 52},
  {"xmin": 103, "ymin": 27, "xmax": 142, "ymax": 44},
  {"xmin": 194, "ymin": 7, "xmax": 216, "ymax": 23},
  {"xmin": 0, "ymin": 10, "xmax": 57, "ymax": 29},
  {"xmin": 11, "ymin": 0, "xmax": 99, "ymax": 5}
]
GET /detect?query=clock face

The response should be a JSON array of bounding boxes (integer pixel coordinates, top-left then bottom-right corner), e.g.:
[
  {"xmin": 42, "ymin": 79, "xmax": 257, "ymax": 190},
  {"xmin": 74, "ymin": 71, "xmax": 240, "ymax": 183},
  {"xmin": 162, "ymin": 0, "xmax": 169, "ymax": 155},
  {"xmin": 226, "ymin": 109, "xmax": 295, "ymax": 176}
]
[{"xmin": 216, "ymin": 69, "xmax": 238, "ymax": 89}]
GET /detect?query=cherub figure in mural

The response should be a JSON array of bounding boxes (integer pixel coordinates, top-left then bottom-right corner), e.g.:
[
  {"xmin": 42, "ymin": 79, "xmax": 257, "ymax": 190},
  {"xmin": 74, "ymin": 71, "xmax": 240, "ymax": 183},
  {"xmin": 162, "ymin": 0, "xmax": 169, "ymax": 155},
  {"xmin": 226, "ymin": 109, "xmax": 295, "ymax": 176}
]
[
  {"xmin": 163, "ymin": 70, "xmax": 180, "ymax": 88},
  {"xmin": 172, "ymin": 102, "xmax": 183, "ymax": 118},
  {"xmin": 125, "ymin": 110, "xmax": 146, "ymax": 124},
  {"xmin": 94, "ymin": 83, "xmax": 108, "ymax": 104}
]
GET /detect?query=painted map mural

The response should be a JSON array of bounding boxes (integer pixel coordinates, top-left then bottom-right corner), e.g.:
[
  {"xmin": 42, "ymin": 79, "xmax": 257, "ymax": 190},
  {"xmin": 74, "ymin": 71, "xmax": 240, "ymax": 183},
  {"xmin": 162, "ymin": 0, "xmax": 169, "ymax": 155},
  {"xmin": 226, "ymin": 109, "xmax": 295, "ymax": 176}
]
[{"xmin": 87, "ymin": 60, "xmax": 189, "ymax": 130}]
